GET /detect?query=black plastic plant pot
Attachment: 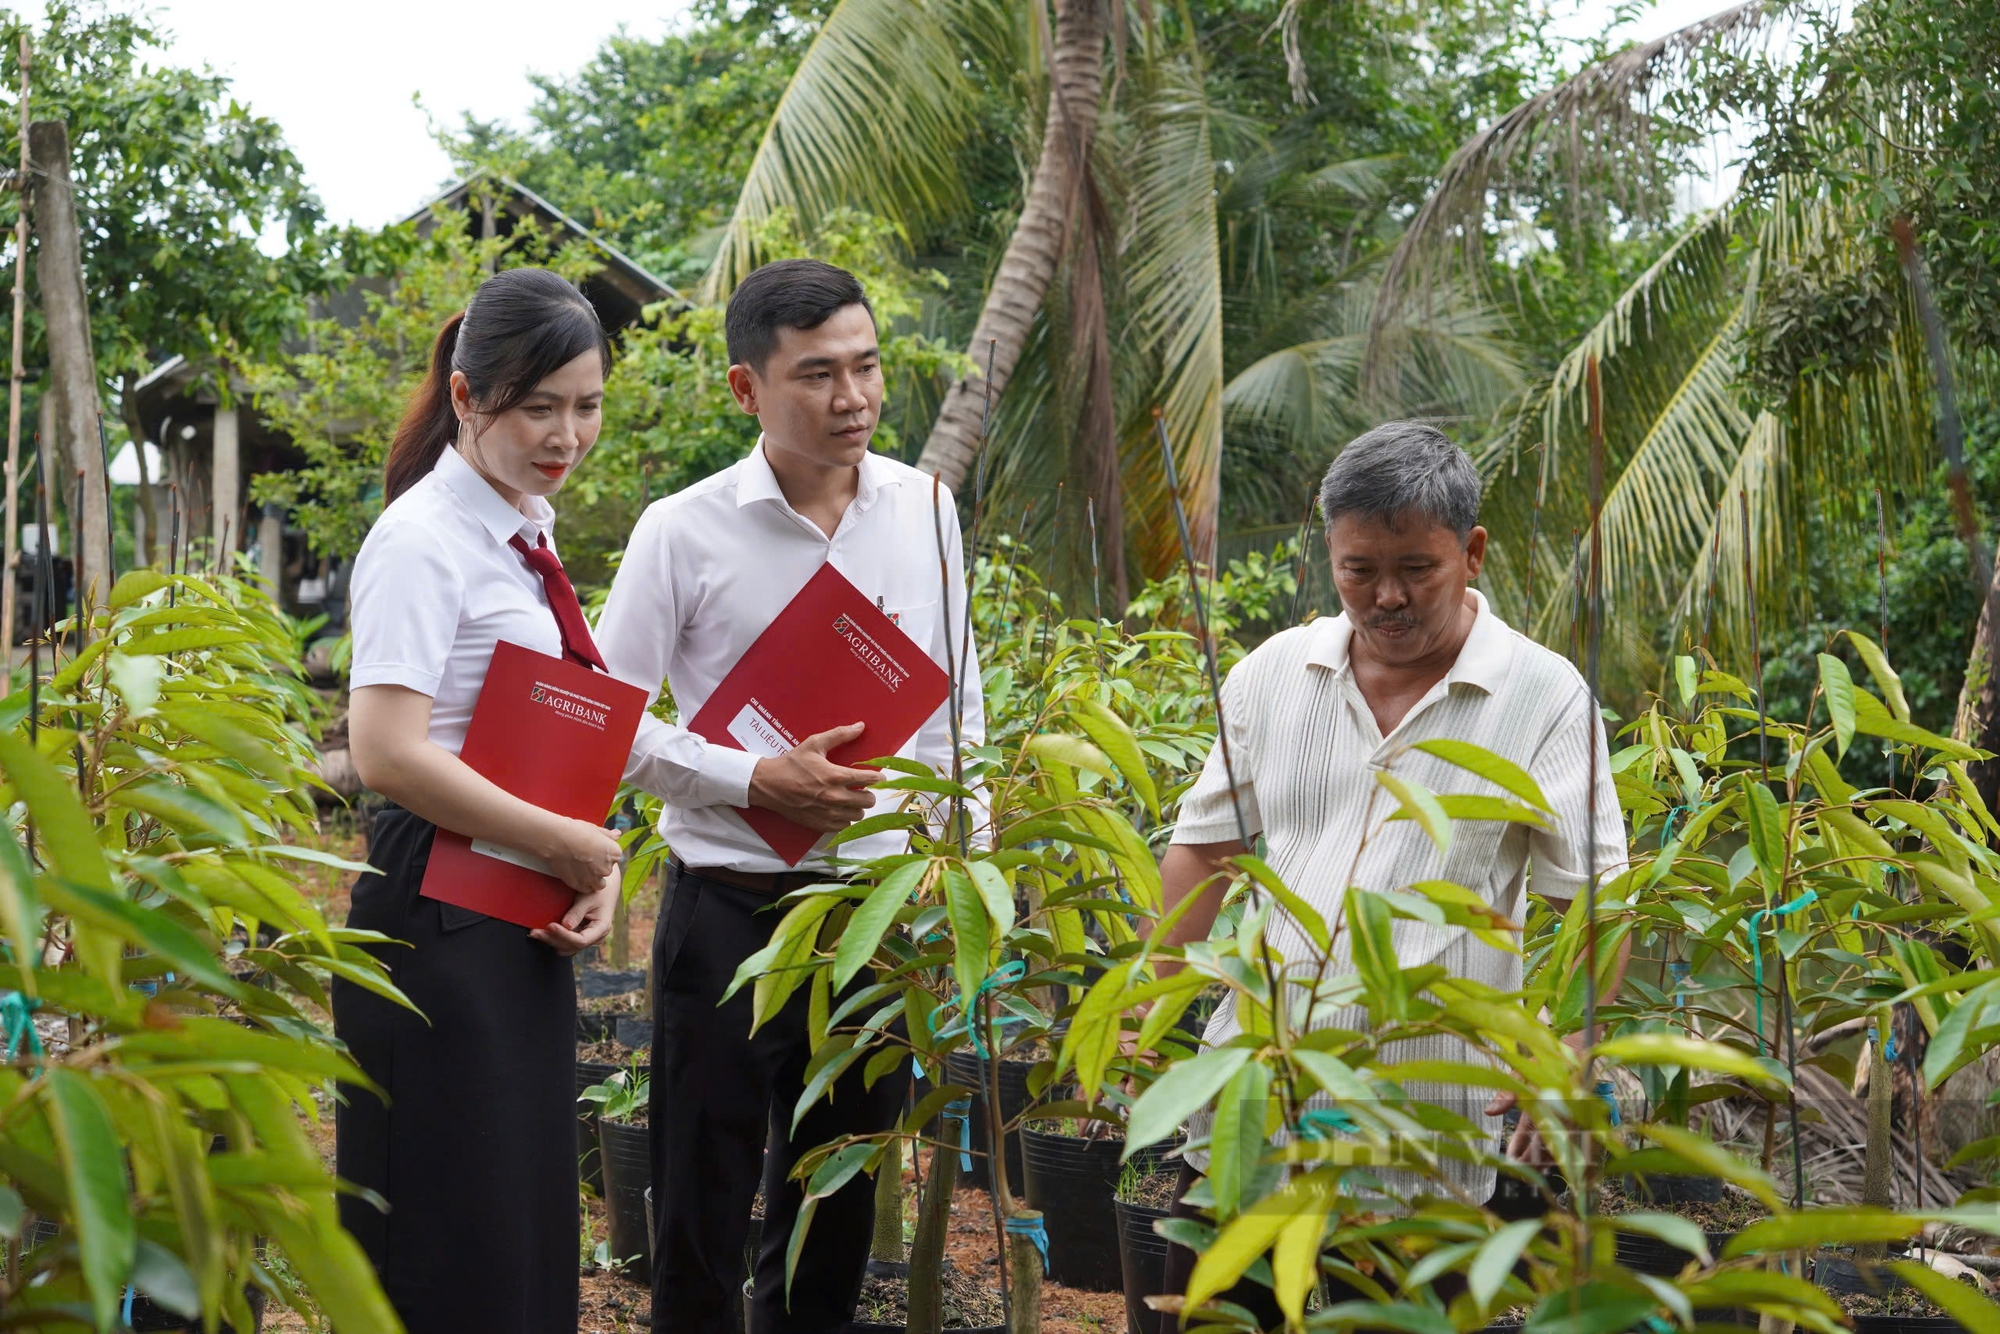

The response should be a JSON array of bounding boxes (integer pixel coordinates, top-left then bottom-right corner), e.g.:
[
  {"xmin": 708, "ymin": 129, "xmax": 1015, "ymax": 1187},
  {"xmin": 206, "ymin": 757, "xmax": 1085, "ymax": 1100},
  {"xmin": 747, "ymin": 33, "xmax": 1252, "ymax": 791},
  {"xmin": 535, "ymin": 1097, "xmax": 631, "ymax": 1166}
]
[
  {"xmin": 1613, "ymin": 1227, "xmax": 1737, "ymax": 1278},
  {"xmin": 1621, "ymin": 1172, "xmax": 1724, "ymax": 1206},
  {"xmin": 1814, "ymin": 1256, "xmax": 1967, "ymax": 1334},
  {"xmin": 1020, "ymin": 1127, "xmax": 1182, "ymax": 1292},
  {"xmin": 1116, "ymin": 1197, "xmax": 1173, "ymax": 1334},
  {"xmin": 575, "ymin": 1059, "xmax": 617, "ymax": 1194},
  {"xmin": 943, "ymin": 1050, "xmax": 1034, "ymax": 1193},
  {"xmin": 577, "ymin": 1010, "xmax": 629, "ymax": 1044},
  {"xmin": 125, "ymin": 1293, "xmax": 263, "ymax": 1333},
  {"xmin": 850, "ymin": 1324, "xmax": 1005, "ymax": 1334},
  {"xmin": 1851, "ymin": 1320, "xmax": 1966, "ymax": 1334},
  {"xmin": 614, "ymin": 1014, "xmax": 653, "ymax": 1049},
  {"xmin": 599, "ymin": 1117, "xmax": 653, "ymax": 1279}
]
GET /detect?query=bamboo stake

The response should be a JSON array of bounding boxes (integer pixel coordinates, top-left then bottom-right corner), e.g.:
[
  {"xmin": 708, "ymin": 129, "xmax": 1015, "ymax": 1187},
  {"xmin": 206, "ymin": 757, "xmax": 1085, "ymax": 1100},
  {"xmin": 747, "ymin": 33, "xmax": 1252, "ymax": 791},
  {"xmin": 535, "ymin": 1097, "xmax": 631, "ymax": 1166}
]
[
  {"xmin": 1581, "ymin": 355, "xmax": 1605, "ymax": 1276},
  {"xmin": 0, "ymin": 37, "xmax": 28, "ymax": 692}
]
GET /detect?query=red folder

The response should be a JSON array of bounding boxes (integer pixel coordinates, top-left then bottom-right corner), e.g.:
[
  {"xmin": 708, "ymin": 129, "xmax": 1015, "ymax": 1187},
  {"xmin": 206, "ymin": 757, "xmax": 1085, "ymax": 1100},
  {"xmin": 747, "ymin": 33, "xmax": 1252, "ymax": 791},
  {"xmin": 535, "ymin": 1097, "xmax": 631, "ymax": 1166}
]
[
  {"xmin": 686, "ymin": 563, "xmax": 952, "ymax": 865},
  {"xmin": 419, "ymin": 640, "xmax": 648, "ymax": 929}
]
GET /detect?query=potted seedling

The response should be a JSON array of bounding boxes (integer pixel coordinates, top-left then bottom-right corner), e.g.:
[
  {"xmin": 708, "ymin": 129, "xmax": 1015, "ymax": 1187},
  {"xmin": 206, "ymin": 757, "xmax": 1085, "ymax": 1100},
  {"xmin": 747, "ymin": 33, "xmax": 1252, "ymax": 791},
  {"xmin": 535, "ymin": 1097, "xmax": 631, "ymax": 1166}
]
[
  {"xmin": 1113, "ymin": 1157, "xmax": 1181, "ymax": 1334},
  {"xmin": 582, "ymin": 1056, "xmax": 653, "ymax": 1278}
]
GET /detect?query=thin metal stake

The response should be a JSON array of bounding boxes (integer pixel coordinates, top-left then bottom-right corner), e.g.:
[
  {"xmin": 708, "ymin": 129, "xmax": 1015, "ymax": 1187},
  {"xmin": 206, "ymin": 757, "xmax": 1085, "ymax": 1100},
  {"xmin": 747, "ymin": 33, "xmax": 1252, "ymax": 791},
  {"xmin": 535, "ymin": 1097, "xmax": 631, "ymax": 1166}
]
[
  {"xmin": 1086, "ymin": 497, "xmax": 1101, "ymax": 624},
  {"xmin": 1581, "ymin": 357, "xmax": 1606, "ymax": 1277},
  {"xmin": 1288, "ymin": 490, "xmax": 1316, "ymax": 627}
]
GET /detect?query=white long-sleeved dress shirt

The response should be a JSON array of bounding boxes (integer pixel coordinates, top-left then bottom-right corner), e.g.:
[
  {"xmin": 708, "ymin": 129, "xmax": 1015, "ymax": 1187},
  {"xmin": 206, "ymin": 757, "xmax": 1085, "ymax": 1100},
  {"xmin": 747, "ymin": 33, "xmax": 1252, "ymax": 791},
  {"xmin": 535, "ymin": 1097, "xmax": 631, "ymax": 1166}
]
[
  {"xmin": 594, "ymin": 438, "xmax": 985, "ymax": 872},
  {"xmin": 1171, "ymin": 590, "xmax": 1627, "ymax": 1198},
  {"xmin": 348, "ymin": 445, "xmax": 565, "ymax": 755}
]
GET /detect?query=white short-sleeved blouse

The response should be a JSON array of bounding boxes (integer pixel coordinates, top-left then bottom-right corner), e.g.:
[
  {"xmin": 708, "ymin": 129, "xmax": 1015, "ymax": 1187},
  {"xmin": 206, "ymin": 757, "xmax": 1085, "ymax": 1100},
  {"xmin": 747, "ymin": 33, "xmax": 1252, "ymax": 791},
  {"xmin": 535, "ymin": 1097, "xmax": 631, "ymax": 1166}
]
[{"xmin": 348, "ymin": 445, "xmax": 565, "ymax": 755}]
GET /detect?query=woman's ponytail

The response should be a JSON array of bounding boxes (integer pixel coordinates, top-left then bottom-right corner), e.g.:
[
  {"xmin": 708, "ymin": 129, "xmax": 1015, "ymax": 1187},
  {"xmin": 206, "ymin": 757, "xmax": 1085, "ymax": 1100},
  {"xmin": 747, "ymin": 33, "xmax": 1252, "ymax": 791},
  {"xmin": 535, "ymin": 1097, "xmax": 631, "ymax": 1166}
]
[
  {"xmin": 378, "ymin": 269, "xmax": 608, "ymax": 507},
  {"xmin": 384, "ymin": 312, "xmax": 466, "ymax": 503}
]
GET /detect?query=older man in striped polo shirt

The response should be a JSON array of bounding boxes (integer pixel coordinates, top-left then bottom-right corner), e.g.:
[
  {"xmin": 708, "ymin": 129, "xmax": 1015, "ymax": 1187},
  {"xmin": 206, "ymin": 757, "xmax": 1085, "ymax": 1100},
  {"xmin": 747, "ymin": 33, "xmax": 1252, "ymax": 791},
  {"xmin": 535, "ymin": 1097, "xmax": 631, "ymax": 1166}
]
[{"xmin": 1154, "ymin": 421, "xmax": 1629, "ymax": 1322}]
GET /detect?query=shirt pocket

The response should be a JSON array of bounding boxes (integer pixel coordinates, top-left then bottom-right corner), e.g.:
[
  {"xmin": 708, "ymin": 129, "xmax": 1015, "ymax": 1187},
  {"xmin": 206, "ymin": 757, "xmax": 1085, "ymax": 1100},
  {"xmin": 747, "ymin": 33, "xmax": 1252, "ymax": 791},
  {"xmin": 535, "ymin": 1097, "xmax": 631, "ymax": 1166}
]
[{"xmin": 879, "ymin": 596, "xmax": 940, "ymax": 647}]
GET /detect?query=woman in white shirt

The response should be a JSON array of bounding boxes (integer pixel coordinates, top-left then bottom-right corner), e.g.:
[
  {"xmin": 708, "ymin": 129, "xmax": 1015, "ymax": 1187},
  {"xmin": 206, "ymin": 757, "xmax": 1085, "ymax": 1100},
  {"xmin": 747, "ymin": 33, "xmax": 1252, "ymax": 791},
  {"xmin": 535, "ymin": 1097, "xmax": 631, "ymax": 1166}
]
[{"xmin": 335, "ymin": 267, "xmax": 624, "ymax": 1334}]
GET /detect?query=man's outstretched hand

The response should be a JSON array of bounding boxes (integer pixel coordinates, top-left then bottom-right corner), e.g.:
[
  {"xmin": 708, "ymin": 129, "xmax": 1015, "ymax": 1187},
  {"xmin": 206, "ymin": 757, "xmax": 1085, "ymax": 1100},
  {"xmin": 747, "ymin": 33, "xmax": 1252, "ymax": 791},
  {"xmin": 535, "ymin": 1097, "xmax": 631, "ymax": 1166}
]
[{"xmin": 748, "ymin": 722, "xmax": 880, "ymax": 832}]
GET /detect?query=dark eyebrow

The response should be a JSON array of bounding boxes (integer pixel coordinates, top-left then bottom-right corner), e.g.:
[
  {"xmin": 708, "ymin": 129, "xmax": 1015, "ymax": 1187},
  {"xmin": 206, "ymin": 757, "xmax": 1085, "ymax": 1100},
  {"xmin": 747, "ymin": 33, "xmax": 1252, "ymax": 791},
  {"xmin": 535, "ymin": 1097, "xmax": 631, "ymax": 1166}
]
[{"xmin": 794, "ymin": 347, "xmax": 881, "ymax": 371}]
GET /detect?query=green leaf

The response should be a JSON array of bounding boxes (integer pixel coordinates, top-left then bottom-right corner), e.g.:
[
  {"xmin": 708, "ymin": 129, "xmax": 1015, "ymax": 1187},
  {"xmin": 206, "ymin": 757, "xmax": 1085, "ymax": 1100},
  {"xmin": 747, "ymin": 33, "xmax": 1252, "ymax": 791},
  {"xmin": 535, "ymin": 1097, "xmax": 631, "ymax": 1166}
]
[
  {"xmin": 830, "ymin": 859, "xmax": 929, "ymax": 993},
  {"xmin": 1845, "ymin": 630, "xmax": 1910, "ymax": 720},
  {"xmin": 1739, "ymin": 775, "xmax": 1786, "ymax": 882},
  {"xmin": 0, "ymin": 732, "xmax": 112, "ymax": 891},
  {"xmin": 1024, "ymin": 733, "xmax": 1118, "ymax": 783},
  {"xmin": 1608, "ymin": 1211, "xmax": 1710, "ymax": 1265},
  {"xmin": 1184, "ymin": 1169, "xmax": 1314, "ymax": 1311},
  {"xmin": 156, "ymin": 704, "xmax": 287, "ymax": 776},
  {"xmin": 1675, "ymin": 656, "xmax": 1699, "ymax": 707},
  {"xmin": 1235, "ymin": 854, "xmax": 1328, "ymax": 950},
  {"xmin": 1414, "ymin": 739, "xmax": 1552, "ymax": 812},
  {"xmin": 113, "ymin": 778, "xmax": 251, "ymax": 845},
  {"xmin": 803, "ymin": 1141, "xmax": 878, "ymax": 1201},
  {"xmin": 1271, "ymin": 1172, "xmax": 1334, "ymax": 1322},
  {"xmin": 131, "ymin": 1239, "xmax": 201, "ymax": 1318},
  {"xmin": 45, "ymin": 1069, "xmax": 136, "ymax": 1330},
  {"xmin": 1724, "ymin": 1208, "xmax": 1921, "ymax": 1257},
  {"xmin": 1208, "ymin": 1060, "xmax": 1271, "ymax": 1220},
  {"xmin": 1126, "ymin": 1046, "xmax": 1253, "ymax": 1156},
  {"xmin": 38, "ymin": 881, "xmax": 246, "ymax": 1001},
  {"xmin": 944, "ymin": 868, "xmax": 990, "ymax": 998},
  {"xmin": 123, "ymin": 627, "xmax": 254, "ymax": 655},
  {"xmin": 1347, "ymin": 888, "xmax": 1408, "ymax": 1020},
  {"xmin": 1074, "ymin": 699, "xmax": 1160, "ymax": 818},
  {"xmin": 1638, "ymin": 1123, "xmax": 1781, "ymax": 1208},
  {"xmin": 1470, "ymin": 1218, "xmax": 1540, "ymax": 1310},
  {"xmin": 108, "ymin": 569, "xmax": 173, "ymax": 609},
  {"xmin": 1853, "ymin": 690, "xmax": 1977, "ymax": 759},
  {"xmin": 1595, "ymin": 1032, "xmax": 1789, "ymax": 1092},
  {"xmin": 1818, "ymin": 653, "xmax": 1856, "ymax": 757},
  {"xmin": 1376, "ymin": 772, "xmax": 1451, "ymax": 854},
  {"xmin": 824, "ymin": 810, "xmax": 925, "ymax": 847},
  {"xmin": 965, "ymin": 859, "xmax": 1015, "ymax": 938},
  {"xmin": 1888, "ymin": 1259, "xmax": 2000, "ymax": 1334}
]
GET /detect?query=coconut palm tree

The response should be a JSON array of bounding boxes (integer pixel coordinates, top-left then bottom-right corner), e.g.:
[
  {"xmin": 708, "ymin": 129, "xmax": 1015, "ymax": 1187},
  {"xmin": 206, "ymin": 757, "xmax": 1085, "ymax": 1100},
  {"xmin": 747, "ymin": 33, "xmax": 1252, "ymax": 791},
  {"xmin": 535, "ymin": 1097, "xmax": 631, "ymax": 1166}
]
[
  {"xmin": 695, "ymin": 0, "xmax": 1525, "ymax": 601},
  {"xmin": 1362, "ymin": 0, "xmax": 2000, "ymax": 703}
]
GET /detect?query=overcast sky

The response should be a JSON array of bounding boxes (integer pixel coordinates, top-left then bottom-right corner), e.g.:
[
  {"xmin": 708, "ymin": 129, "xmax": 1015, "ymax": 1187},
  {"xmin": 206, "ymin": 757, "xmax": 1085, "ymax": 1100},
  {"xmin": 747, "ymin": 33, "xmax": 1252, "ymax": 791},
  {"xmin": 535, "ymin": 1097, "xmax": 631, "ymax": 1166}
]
[{"xmin": 145, "ymin": 0, "xmax": 1736, "ymax": 232}]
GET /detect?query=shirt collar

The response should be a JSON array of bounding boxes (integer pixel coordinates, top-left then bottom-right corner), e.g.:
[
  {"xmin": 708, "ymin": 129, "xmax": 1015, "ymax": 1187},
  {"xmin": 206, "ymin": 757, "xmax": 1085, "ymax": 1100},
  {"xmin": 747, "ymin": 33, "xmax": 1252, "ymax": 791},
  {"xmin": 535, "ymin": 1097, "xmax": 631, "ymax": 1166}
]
[
  {"xmin": 434, "ymin": 445, "xmax": 551, "ymax": 546},
  {"xmin": 1305, "ymin": 588, "xmax": 1514, "ymax": 693},
  {"xmin": 735, "ymin": 434, "xmax": 903, "ymax": 514}
]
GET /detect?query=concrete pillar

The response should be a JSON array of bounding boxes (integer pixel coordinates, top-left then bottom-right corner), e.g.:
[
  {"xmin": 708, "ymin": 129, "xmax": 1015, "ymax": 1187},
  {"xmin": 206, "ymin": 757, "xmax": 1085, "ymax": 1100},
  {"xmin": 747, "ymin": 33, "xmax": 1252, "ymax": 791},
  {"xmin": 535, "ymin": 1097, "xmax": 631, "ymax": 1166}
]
[
  {"xmin": 212, "ymin": 404, "xmax": 238, "ymax": 560},
  {"xmin": 257, "ymin": 503, "xmax": 282, "ymax": 596}
]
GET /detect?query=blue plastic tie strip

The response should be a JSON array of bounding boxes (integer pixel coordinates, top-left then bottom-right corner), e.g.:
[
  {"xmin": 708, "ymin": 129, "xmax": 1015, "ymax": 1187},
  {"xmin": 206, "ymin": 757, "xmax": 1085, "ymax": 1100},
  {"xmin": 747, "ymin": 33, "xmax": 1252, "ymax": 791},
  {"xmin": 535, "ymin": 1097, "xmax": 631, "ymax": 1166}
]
[
  {"xmin": 942, "ymin": 1098, "xmax": 973, "ymax": 1172},
  {"xmin": 1746, "ymin": 890, "xmax": 1818, "ymax": 1055},
  {"xmin": 927, "ymin": 961, "xmax": 1029, "ymax": 1058},
  {"xmin": 1296, "ymin": 1108, "xmax": 1358, "ymax": 1139},
  {"xmin": 1, "ymin": 990, "xmax": 42, "ymax": 1063},
  {"xmin": 1669, "ymin": 960, "xmax": 1691, "ymax": 1010},
  {"xmin": 1867, "ymin": 1020, "xmax": 1900, "ymax": 1064},
  {"xmin": 1005, "ymin": 1213, "xmax": 1050, "ymax": 1270},
  {"xmin": 1596, "ymin": 1080, "xmax": 1622, "ymax": 1127}
]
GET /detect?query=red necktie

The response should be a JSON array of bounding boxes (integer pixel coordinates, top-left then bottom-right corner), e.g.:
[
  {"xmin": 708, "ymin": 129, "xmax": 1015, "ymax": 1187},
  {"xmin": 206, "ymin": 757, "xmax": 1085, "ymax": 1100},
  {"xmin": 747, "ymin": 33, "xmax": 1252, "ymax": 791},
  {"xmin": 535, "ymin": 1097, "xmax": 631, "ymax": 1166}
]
[{"xmin": 508, "ymin": 532, "xmax": 607, "ymax": 672}]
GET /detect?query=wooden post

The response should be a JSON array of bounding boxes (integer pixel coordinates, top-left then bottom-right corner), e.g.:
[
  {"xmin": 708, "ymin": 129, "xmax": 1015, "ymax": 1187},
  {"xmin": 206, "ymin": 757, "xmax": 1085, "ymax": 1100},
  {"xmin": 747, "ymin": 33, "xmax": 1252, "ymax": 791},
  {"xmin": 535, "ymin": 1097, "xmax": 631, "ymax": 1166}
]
[
  {"xmin": 0, "ymin": 37, "xmax": 28, "ymax": 683},
  {"xmin": 28, "ymin": 119, "xmax": 108, "ymax": 624},
  {"xmin": 211, "ymin": 403, "xmax": 239, "ymax": 563}
]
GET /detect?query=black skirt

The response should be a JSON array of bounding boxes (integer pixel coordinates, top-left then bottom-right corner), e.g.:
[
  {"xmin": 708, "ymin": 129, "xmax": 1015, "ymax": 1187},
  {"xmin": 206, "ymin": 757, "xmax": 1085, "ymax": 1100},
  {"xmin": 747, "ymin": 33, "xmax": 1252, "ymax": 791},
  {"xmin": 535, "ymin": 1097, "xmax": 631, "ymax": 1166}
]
[{"xmin": 333, "ymin": 806, "xmax": 579, "ymax": 1334}]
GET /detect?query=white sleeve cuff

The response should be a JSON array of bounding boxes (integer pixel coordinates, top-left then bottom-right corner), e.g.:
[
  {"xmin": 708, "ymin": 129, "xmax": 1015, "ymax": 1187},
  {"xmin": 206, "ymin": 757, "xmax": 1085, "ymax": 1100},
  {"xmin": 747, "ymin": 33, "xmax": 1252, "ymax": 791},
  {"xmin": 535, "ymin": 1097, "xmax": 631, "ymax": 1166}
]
[{"xmin": 696, "ymin": 743, "xmax": 761, "ymax": 809}]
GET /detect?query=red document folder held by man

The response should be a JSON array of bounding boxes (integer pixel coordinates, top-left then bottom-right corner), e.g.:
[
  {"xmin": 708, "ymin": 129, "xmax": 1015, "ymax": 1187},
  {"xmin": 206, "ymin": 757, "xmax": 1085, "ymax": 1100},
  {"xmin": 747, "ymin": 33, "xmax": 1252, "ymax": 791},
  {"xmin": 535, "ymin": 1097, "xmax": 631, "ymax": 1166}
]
[
  {"xmin": 419, "ymin": 640, "xmax": 648, "ymax": 929},
  {"xmin": 687, "ymin": 562, "xmax": 952, "ymax": 865}
]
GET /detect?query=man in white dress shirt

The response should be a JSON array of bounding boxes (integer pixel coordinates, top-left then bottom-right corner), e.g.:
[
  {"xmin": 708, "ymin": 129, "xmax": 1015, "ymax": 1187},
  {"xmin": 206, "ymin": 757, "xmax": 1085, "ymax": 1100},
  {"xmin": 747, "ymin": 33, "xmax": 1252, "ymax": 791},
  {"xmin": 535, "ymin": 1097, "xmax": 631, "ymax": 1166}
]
[
  {"xmin": 1151, "ymin": 422, "xmax": 1629, "ymax": 1324},
  {"xmin": 594, "ymin": 259, "xmax": 984, "ymax": 1334}
]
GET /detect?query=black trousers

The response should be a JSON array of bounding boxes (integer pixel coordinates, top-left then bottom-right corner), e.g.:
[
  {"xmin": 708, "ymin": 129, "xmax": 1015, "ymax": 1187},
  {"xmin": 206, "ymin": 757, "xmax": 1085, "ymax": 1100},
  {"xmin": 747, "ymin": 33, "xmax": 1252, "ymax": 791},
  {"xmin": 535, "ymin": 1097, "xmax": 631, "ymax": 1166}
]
[
  {"xmin": 1161, "ymin": 1163, "xmax": 1470, "ymax": 1332},
  {"xmin": 649, "ymin": 865, "xmax": 910, "ymax": 1334},
  {"xmin": 334, "ymin": 807, "xmax": 579, "ymax": 1334}
]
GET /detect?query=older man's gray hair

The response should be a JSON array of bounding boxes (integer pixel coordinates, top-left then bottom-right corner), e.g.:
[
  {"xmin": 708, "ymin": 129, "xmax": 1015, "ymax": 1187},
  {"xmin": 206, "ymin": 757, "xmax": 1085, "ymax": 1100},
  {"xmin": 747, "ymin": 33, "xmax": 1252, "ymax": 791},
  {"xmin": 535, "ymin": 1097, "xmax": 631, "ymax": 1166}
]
[{"xmin": 1319, "ymin": 421, "xmax": 1483, "ymax": 540}]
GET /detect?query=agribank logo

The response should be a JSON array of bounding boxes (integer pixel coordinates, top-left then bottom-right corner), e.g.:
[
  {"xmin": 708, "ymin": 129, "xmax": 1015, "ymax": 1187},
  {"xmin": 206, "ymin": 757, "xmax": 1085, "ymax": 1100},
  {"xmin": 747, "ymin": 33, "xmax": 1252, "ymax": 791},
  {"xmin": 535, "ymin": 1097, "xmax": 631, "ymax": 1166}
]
[
  {"xmin": 832, "ymin": 613, "xmax": 910, "ymax": 692},
  {"xmin": 528, "ymin": 680, "xmax": 612, "ymax": 731}
]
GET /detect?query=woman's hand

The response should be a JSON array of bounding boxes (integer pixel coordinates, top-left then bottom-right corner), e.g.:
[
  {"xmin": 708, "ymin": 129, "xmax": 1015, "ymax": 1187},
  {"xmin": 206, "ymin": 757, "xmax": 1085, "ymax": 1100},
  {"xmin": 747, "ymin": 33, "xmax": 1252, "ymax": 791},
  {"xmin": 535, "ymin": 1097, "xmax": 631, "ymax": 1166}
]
[
  {"xmin": 531, "ymin": 867, "xmax": 621, "ymax": 956},
  {"xmin": 538, "ymin": 816, "xmax": 624, "ymax": 895}
]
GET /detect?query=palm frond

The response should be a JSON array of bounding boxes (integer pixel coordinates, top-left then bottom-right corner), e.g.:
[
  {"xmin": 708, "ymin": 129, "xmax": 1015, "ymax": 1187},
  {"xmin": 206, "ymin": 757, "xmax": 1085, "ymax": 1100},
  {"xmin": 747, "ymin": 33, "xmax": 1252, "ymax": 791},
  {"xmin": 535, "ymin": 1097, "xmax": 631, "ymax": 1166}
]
[
  {"xmin": 700, "ymin": 0, "xmax": 980, "ymax": 299},
  {"xmin": 1365, "ymin": 1, "xmax": 1774, "ymax": 376},
  {"xmin": 1114, "ymin": 58, "xmax": 1227, "ymax": 578}
]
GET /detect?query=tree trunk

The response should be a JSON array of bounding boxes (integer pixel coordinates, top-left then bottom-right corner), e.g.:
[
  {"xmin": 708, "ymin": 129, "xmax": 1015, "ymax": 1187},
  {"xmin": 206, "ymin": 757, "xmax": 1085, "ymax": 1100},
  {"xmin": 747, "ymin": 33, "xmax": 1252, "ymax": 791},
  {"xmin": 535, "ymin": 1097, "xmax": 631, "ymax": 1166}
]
[
  {"xmin": 905, "ymin": 1133, "xmax": 959, "ymax": 1334},
  {"xmin": 1859, "ymin": 1028, "xmax": 1894, "ymax": 1262},
  {"xmin": 870, "ymin": 1146, "xmax": 904, "ymax": 1263},
  {"xmin": 1004, "ymin": 1208, "xmax": 1043, "ymax": 1334},
  {"xmin": 1955, "ymin": 557, "xmax": 2000, "ymax": 817},
  {"xmin": 914, "ymin": 0, "xmax": 1105, "ymax": 490},
  {"xmin": 29, "ymin": 120, "xmax": 109, "ymax": 620}
]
